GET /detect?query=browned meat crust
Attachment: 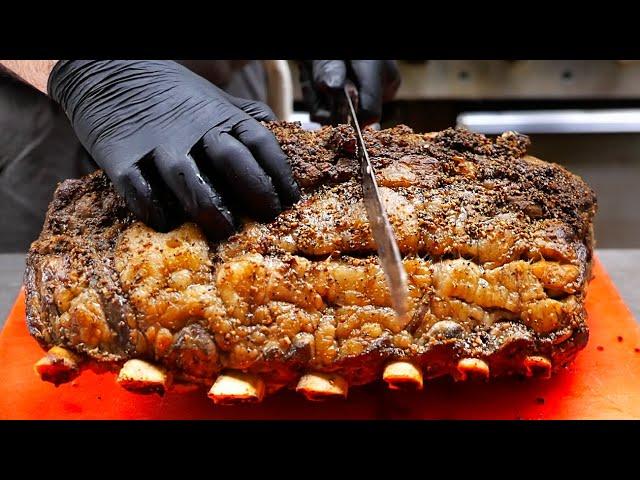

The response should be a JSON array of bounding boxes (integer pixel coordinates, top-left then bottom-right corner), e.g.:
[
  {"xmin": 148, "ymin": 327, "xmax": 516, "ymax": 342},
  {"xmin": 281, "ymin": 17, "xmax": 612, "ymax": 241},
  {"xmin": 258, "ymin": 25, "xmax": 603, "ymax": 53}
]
[{"xmin": 24, "ymin": 123, "xmax": 597, "ymax": 396}]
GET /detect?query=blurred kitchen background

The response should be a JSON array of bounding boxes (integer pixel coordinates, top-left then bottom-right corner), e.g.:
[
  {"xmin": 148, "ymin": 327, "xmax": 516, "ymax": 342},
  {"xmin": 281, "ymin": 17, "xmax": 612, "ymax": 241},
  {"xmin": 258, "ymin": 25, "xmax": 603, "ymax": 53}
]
[{"xmin": 290, "ymin": 60, "xmax": 640, "ymax": 250}]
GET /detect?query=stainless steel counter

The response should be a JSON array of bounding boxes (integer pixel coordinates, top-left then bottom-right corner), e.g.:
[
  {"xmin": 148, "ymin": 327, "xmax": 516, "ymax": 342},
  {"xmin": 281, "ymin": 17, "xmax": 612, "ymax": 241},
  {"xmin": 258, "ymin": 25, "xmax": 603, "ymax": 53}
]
[
  {"xmin": 0, "ymin": 254, "xmax": 26, "ymax": 326},
  {"xmin": 1, "ymin": 250, "xmax": 638, "ymax": 329},
  {"xmin": 596, "ymin": 249, "xmax": 640, "ymax": 321}
]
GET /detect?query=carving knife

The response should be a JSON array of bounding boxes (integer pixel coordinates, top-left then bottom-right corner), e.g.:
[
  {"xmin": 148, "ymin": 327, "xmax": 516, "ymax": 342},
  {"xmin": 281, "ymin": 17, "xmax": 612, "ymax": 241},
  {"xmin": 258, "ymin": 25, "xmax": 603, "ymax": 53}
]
[{"xmin": 343, "ymin": 85, "xmax": 409, "ymax": 322}]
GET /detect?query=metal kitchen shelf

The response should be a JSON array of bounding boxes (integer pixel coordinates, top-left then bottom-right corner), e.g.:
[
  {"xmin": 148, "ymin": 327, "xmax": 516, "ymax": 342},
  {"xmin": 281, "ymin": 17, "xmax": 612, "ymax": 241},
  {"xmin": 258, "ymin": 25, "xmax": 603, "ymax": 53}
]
[{"xmin": 457, "ymin": 109, "xmax": 640, "ymax": 134}]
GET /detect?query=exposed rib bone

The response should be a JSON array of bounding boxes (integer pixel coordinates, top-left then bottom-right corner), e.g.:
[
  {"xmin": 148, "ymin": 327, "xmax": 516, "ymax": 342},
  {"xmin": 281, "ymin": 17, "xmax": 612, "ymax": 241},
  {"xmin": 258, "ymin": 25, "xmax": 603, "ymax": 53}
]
[
  {"xmin": 116, "ymin": 359, "xmax": 171, "ymax": 395},
  {"xmin": 296, "ymin": 372, "xmax": 348, "ymax": 401},
  {"xmin": 34, "ymin": 346, "xmax": 81, "ymax": 386},
  {"xmin": 456, "ymin": 358, "xmax": 490, "ymax": 381},
  {"xmin": 208, "ymin": 372, "xmax": 265, "ymax": 405},
  {"xmin": 383, "ymin": 361, "xmax": 424, "ymax": 390},
  {"xmin": 524, "ymin": 355, "xmax": 552, "ymax": 379}
]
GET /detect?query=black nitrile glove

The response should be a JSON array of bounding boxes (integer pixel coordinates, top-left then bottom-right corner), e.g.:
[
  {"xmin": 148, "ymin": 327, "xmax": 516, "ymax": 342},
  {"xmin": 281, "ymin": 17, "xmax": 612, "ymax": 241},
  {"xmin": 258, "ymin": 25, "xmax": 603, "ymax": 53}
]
[
  {"xmin": 48, "ymin": 60, "xmax": 300, "ymax": 240},
  {"xmin": 298, "ymin": 60, "xmax": 401, "ymax": 126}
]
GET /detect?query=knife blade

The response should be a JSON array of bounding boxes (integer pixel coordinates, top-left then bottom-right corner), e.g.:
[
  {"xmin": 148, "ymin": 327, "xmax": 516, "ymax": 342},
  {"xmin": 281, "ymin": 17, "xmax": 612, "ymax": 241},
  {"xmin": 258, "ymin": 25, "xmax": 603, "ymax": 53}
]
[{"xmin": 343, "ymin": 85, "xmax": 410, "ymax": 323}]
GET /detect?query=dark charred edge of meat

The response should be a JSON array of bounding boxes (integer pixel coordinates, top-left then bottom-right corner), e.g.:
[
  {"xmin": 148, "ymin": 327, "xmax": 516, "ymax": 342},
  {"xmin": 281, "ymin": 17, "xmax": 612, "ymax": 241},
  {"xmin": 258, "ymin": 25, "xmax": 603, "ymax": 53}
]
[
  {"xmin": 433, "ymin": 128, "xmax": 531, "ymax": 159},
  {"xmin": 41, "ymin": 173, "xmax": 134, "ymax": 238},
  {"xmin": 23, "ymin": 257, "xmax": 47, "ymax": 350},
  {"xmin": 24, "ymin": 173, "xmax": 136, "ymax": 361}
]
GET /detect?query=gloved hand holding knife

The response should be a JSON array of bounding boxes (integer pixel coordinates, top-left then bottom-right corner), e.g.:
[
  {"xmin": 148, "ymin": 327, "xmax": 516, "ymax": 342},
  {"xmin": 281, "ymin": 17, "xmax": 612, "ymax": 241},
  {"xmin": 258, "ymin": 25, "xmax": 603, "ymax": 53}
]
[{"xmin": 299, "ymin": 60, "xmax": 401, "ymax": 126}]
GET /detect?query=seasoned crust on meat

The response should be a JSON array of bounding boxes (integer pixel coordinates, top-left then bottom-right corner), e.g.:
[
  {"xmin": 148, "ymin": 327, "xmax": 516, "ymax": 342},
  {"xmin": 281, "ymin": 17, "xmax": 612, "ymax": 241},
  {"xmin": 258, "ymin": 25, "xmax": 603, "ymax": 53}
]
[{"xmin": 25, "ymin": 123, "xmax": 597, "ymax": 393}]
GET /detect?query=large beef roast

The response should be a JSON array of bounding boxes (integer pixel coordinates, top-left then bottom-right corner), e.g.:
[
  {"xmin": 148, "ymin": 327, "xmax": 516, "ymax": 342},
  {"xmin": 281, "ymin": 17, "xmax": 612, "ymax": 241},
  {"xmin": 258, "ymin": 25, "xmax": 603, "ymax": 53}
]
[{"xmin": 24, "ymin": 123, "xmax": 597, "ymax": 403}]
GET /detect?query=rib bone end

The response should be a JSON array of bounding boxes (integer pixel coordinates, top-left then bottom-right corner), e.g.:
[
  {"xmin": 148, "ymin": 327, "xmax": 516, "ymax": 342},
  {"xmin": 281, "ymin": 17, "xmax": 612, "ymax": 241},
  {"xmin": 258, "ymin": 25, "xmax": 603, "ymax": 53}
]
[
  {"xmin": 117, "ymin": 359, "xmax": 171, "ymax": 396},
  {"xmin": 208, "ymin": 372, "xmax": 265, "ymax": 405},
  {"xmin": 383, "ymin": 361, "xmax": 424, "ymax": 390},
  {"xmin": 34, "ymin": 346, "xmax": 81, "ymax": 386},
  {"xmin": 456, "ymin": 358, "xmax": 490, "ymax": 382},
  {"xmin": 296, "ymin": 372, "xmax": 348, "ymax": 401},
  {"xmin": 524, "ymin": 355, "xmax": 552, "ymax": 379}
]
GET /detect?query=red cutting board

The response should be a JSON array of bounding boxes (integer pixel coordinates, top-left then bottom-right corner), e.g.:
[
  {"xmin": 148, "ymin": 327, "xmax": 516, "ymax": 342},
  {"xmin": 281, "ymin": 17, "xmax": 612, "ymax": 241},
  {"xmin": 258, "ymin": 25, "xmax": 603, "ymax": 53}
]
[{"xmin": 1, "ymin": 255, "xmax": 639, "ymax": 420}]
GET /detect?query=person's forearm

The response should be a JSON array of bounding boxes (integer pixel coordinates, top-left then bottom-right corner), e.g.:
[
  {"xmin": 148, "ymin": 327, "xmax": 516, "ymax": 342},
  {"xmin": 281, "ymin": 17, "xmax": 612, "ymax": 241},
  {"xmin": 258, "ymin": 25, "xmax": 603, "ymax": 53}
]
[{"xmin": 0, "ymin": 60, "xmax": 58, "ymax": 94}]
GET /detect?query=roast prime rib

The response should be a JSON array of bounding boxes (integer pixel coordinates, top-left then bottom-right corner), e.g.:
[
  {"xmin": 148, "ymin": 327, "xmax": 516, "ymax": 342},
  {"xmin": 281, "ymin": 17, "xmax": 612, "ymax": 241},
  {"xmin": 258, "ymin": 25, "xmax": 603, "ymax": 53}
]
[{"xmin": 25, "ymin": 123, "xmax": 597, "ymax": 403}]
